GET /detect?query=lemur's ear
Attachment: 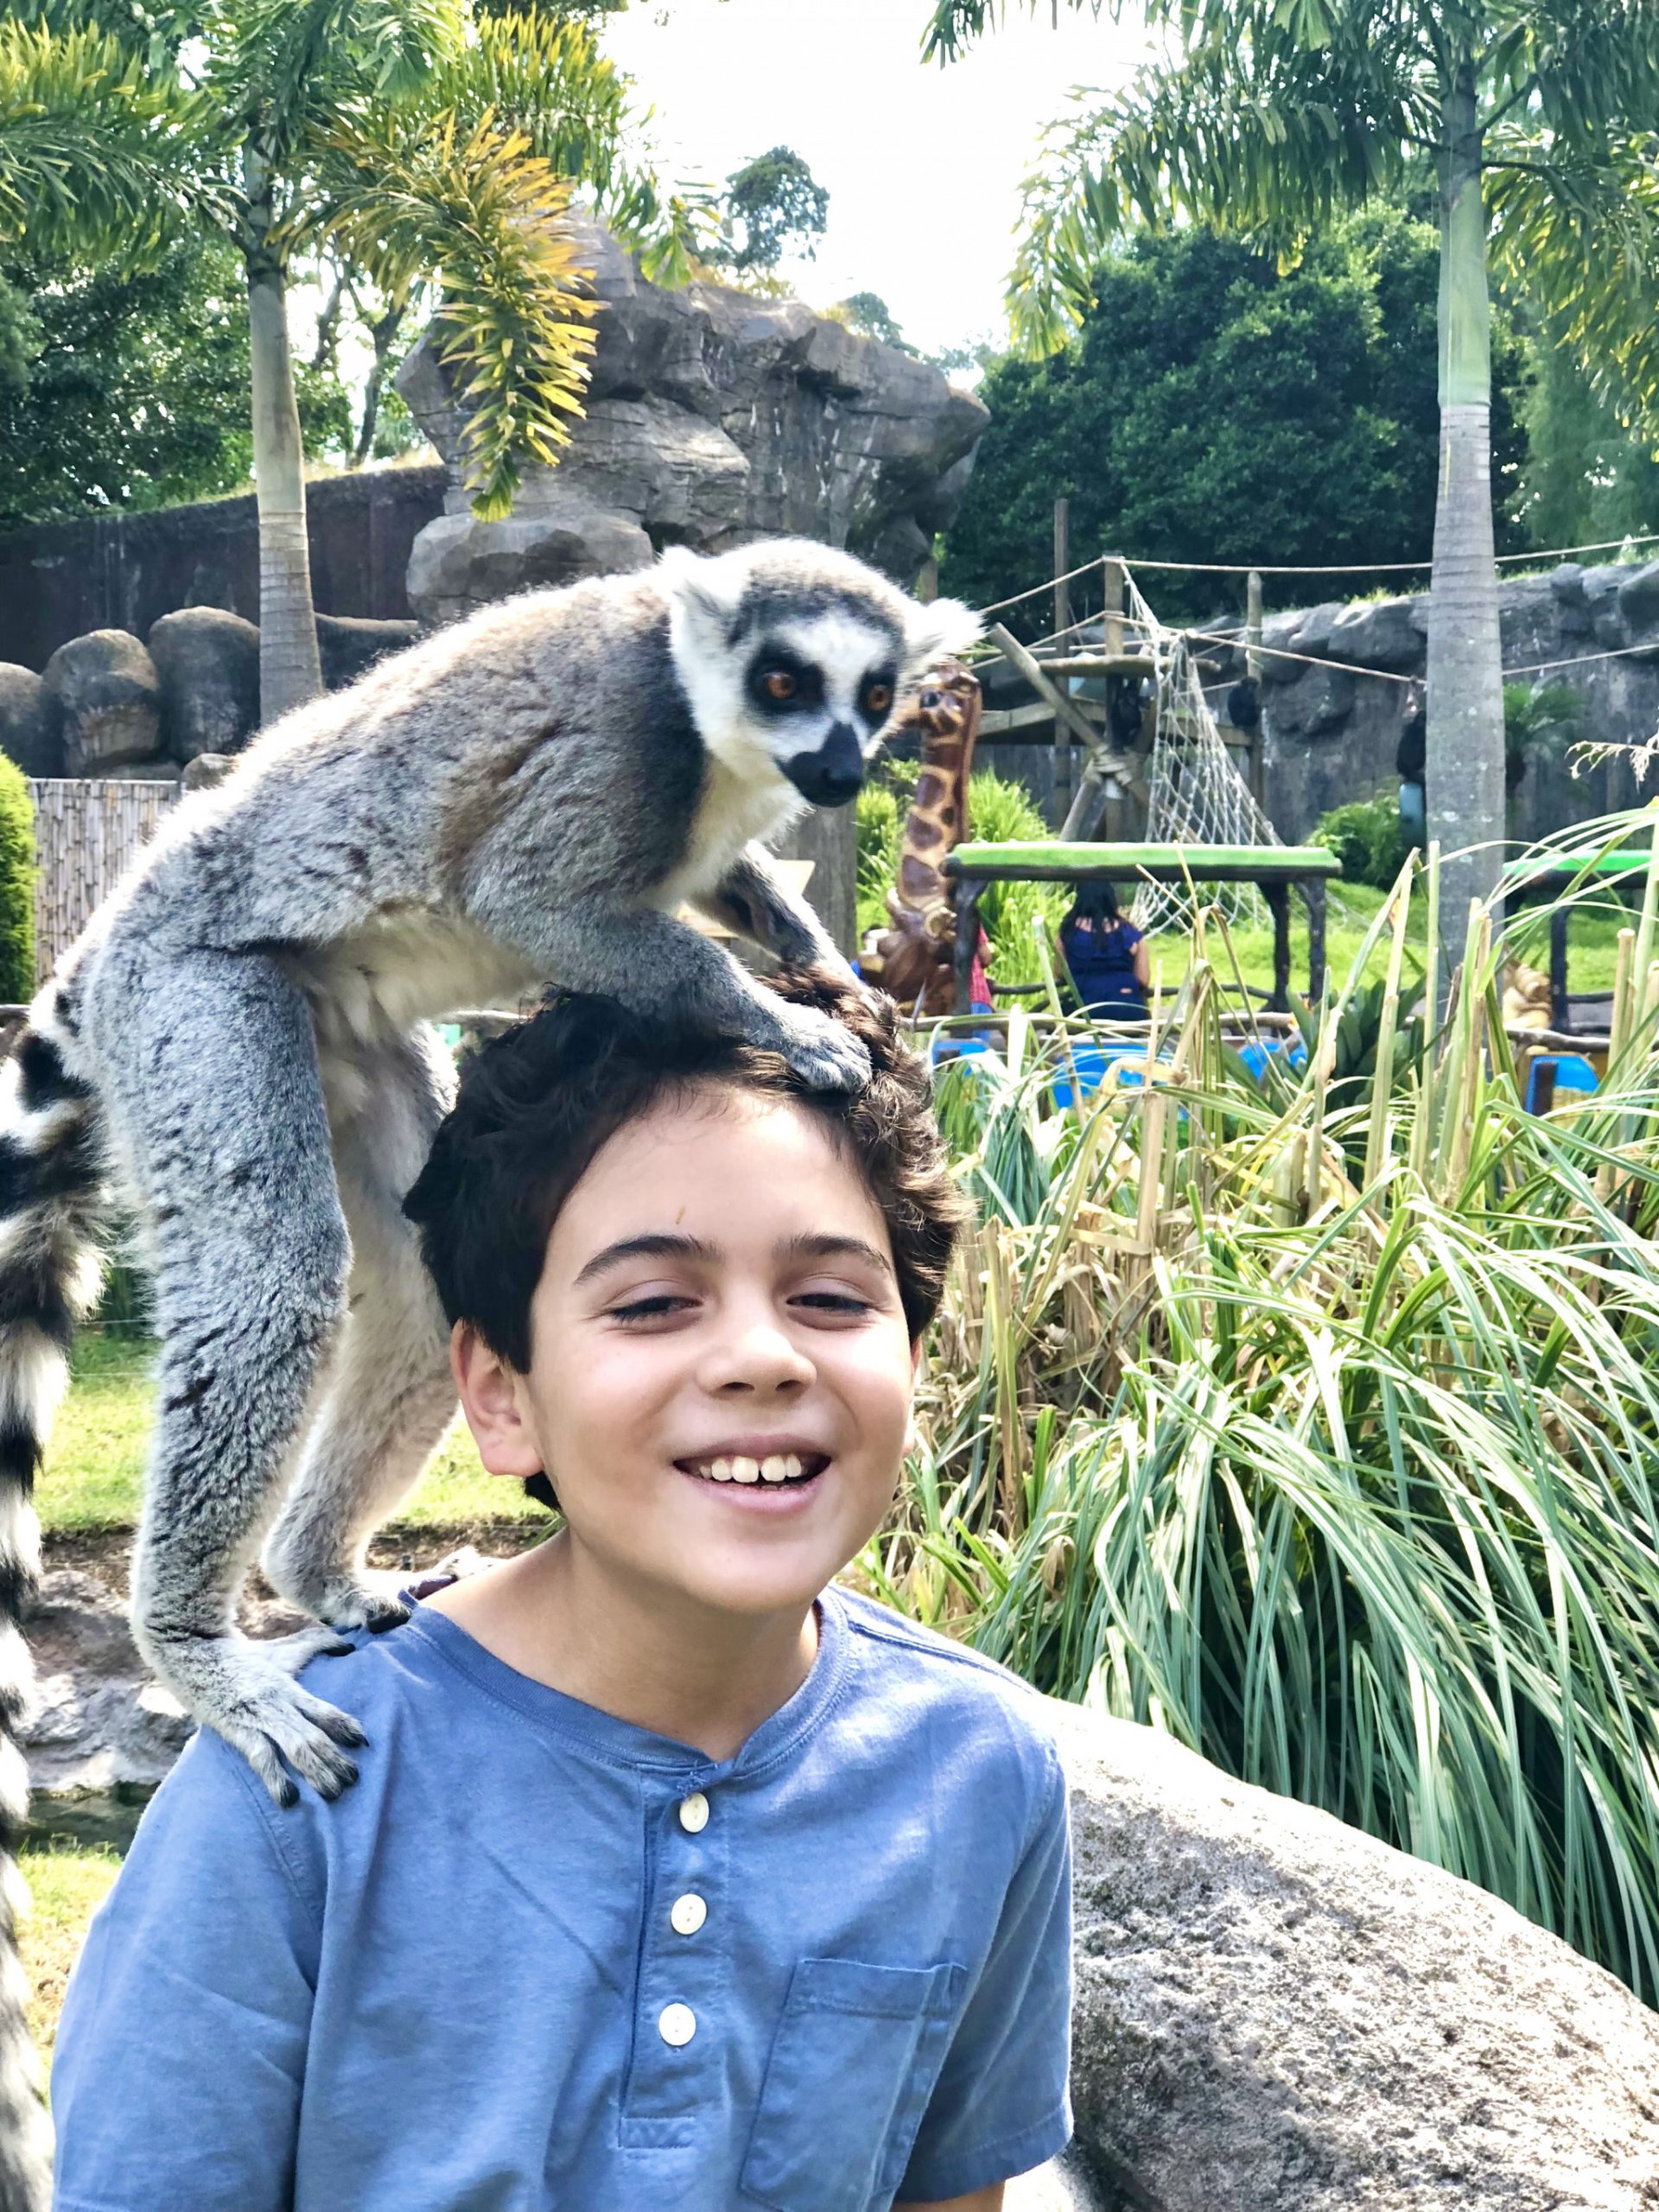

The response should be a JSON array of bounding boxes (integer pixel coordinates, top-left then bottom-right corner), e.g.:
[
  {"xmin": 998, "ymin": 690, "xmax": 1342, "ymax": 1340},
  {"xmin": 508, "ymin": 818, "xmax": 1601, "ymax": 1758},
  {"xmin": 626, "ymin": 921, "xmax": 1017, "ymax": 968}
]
[
  {"xmin": 907, "ymin": 596, "xmax": 981, "ymax": 663},
  {"xmin": 658, "ymin": 545, "xmax": 736, "ymax": 654}
]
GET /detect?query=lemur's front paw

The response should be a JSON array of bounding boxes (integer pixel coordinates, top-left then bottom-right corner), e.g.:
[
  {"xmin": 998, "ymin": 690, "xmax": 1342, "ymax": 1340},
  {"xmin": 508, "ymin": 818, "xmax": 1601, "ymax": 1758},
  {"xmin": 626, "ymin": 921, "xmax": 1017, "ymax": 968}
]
[
  {"xmin": 770, "ymin": 1002, "xmax": 872, "ymax": 1091},
  {"xmin": 145, "ymin": 1632, "xmax": 368, "ymax": 1805}
]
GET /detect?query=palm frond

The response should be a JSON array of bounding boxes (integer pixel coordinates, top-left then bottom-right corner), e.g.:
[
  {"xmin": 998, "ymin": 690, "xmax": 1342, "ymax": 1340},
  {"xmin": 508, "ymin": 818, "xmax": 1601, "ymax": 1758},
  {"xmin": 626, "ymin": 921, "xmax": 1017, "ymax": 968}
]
[
  {"xmin": 319, "ymin": 106, "xmax": 598, "ymax": 519},
  {"xmin": 1487, "ymin": 130, "xmax": 1659, "ymax": 441},
  {"xmin": 1007, "ymin": 22, "xmax": 1430, "ymax": 350},
  {"xmin": 205, "ymin": 0, "xmax": 464, "ymax": 158},
  {"xmin": 0, "ymin": 18, "xmax": 195, "ymax": 259}
]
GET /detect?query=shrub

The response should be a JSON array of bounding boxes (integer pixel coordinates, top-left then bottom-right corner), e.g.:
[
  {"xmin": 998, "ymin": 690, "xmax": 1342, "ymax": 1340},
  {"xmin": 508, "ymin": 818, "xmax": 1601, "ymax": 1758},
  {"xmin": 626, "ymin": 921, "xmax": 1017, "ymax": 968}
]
[
  {"xmin": 1313, "ymin": 793, "xmax": 1406, "ymax": 888},
  {"xmin": 0, "ymin": 753, "xmax": 35, "ymax": 1002},
  {"xmin": 868, "ymin": 832, "xmax": 1659, "ymax": 2003}
]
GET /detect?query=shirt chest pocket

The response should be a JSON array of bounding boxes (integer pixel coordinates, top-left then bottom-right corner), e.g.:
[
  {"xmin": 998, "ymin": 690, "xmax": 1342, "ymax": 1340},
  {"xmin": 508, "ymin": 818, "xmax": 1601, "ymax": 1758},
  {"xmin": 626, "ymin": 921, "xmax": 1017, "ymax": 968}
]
[{"xmin": 740, "ymin": 1956, "xmax": 965, "ymax": 2212}]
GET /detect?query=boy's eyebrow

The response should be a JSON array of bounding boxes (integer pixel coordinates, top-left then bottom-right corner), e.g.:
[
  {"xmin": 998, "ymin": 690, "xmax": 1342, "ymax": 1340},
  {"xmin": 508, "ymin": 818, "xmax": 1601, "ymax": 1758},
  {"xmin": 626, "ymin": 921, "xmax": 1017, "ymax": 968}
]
[
  {"xmin": 573, "ymin": 1232, "xmax": 717, "ymax": 1287},
  {"xmin": 572, "ymin": 1230, "xmax": 895, "ymax": 1287},
  {"xmin": 784, "ymin": 1231, "xmax": 895, "ymax": 1277}
]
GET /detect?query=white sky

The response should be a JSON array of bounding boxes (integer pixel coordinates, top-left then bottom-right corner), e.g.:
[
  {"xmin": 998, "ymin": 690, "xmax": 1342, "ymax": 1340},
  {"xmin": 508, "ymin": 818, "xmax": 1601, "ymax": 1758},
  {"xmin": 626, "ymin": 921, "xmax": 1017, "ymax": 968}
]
[{"xmin": 602, "ymin": 0, "xmax": 1147, "ymax": 359}]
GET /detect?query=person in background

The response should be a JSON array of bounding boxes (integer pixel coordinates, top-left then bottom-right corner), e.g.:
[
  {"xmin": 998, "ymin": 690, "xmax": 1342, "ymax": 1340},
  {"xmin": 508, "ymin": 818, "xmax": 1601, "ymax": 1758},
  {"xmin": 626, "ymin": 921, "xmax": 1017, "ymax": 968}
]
[{"xmin": 1057, "ymin": 882, "xmax": 1150, "ymax": 1014}]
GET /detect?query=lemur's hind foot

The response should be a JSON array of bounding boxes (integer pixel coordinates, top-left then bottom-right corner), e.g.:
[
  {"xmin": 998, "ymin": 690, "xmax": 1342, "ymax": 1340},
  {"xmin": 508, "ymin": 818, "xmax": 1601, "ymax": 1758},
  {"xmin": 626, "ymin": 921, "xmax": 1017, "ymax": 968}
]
[
  {"xmin": 144, "ymin": 1630, "xmax": 366, "ymax": 1806},
  {"xmin": 259, "ymin": 1533, "xmax": 413, "ymax": 1637}
]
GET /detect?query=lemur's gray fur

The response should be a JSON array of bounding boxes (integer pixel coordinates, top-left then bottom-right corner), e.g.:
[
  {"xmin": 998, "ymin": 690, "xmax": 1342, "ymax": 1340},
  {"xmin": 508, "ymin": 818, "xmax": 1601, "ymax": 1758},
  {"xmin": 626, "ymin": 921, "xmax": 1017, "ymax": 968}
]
[{"xmin": 0, "ymin": 542, "xmax": 975, "ymax": 2150}]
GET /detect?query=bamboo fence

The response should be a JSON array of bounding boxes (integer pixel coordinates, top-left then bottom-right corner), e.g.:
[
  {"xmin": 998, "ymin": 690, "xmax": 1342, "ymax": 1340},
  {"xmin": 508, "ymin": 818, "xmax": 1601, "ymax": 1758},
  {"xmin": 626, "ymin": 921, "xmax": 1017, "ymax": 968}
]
[{"xmin": 29, "ymin": 778, "xmax": 181, "ymax": 982}]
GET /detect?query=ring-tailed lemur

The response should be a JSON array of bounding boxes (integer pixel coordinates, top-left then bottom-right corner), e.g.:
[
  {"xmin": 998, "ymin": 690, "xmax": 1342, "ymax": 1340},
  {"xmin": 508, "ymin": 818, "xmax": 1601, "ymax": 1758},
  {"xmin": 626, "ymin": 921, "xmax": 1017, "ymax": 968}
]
[{"xmin": 0, "ymin": 542, "xmax": 976, "ymax": 1849}]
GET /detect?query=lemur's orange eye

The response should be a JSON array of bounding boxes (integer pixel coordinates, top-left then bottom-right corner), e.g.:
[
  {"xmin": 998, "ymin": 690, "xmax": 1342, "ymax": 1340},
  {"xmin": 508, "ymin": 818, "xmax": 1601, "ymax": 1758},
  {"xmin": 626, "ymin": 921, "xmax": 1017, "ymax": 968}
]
[
  {"xmin": 864, "ymin": 683, "xmax": 893, "ymax": 715},
  {"xmin": 766, "ymin": 671, "xmax": 798, "ymax": 700}
]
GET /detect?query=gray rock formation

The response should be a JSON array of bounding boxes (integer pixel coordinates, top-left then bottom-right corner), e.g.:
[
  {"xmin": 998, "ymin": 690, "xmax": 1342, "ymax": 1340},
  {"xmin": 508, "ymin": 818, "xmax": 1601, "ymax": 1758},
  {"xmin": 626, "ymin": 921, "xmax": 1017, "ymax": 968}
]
[
  {"xmin": 40, "ymin": 629, "xmax": 162, "ymax": 774},
  {"xmin": 147, "ymin": 607, "xmax": 260, "ymax": 764},
  {"xmin": 1049, "ymin": 1700, "xmax": 1659, "ymax": 2209},
  {"xmin": 0, "ymin": 662, "xmax": 61, "ymax": 778},
  {"xmin": 315, "ymin": 611, "xmax": 420, "ymax": 690},
  {"xmin": 23, "ymin": 1572, "xmax": 191, "ymax": 1794},
  {"xmin": 398, "ymin": 217, "xmax": 988, "ymax": 627},
  {"xmin": 1201, "ymin": 562, "xmax": 1659, "ymax": 845}
]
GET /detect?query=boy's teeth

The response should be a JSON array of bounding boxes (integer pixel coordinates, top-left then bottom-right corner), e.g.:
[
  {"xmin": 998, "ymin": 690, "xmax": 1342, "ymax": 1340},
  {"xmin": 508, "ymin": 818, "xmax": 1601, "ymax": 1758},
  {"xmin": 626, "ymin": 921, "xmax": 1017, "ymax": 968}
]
[
  {"xmin": 784, "ymin": 1453, "xmax": 803, "ymax": 1480},
  {"xmin": 760, "ymin": 1455, "xmax": 788, "ymax": 1484},
  {"xmin": 730, "ymin": 1456, "xmax": 760, "ymax": 1484},
  {"xmin": 710, "ymin": 1458, "xmax": 733, "ymax": 1482}
]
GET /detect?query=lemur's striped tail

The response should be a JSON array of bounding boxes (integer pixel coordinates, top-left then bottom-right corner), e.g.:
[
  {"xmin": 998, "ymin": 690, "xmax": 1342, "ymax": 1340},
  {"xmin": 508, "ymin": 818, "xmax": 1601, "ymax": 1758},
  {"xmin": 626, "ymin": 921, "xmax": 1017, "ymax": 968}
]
[{"xmin": 0, "ymin": 992, "xmax": 108, "ymax": 2210}]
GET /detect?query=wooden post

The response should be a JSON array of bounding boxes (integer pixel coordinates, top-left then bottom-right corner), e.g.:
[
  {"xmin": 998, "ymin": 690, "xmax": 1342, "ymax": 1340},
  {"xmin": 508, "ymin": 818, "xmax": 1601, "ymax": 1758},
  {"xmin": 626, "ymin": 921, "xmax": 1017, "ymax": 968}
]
[
  {"xmin": 772, "ymin": 809, "xmax": 857, "ymax": 959},
  {"xmin": 1550, "ymin": 902, "xmax": 1571, "ymax": 1031},
  {"xmin": 1052, "ymin": 498, "xmax": 1073, "ymax": 830},
  {"xmin": 1264, "ymin": 880, "xmax": 1292, "ymax": 1011},
  {"xmin": 1246, "ymin": 567, "xmax": 1266, "ymax": 817},
  {"xmin": 1102, "ymin": 555, "xmax": 1125, "ymax": 662},
  {"xmin": 1305, "ymin": 878, "xmax": 1326, "ymax": 1003},
  {"xmin": 953, "ymin": 880, "xmax": 984, "ymax": 1014}
]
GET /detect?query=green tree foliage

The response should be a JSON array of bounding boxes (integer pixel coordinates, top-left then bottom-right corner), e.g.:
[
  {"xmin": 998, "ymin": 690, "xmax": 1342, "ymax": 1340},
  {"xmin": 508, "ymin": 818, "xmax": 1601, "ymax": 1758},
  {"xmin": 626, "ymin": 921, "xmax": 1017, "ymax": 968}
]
[
  {"xmin": 710, "ymin": 146, "xmax": 828, "ymax": 276},
  {"xmin": 830, "ymin": 291, "xmax": 909, "ymax": 351},
  {"xmin": 0, "ymin": 757, "xmax": 35, "ymax": 1004},
  {"xmin": 1512, "ymin": 333, "xmax": 1659, "ymax": 552},
  {"xmin": 942, "ymin": 213, "xmax": 1526, "ymax": 628},
  {"xmin": 0, "ymin": 232, "xmax": 353, "ymax": 530}
]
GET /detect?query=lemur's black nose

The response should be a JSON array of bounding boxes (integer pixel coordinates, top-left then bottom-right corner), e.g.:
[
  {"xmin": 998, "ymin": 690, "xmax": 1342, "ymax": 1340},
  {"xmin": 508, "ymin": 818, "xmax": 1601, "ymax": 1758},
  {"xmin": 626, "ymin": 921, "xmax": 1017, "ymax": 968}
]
[{"xmin": 782, "ymin": 721, "xmax": 863, "ymax": 808}]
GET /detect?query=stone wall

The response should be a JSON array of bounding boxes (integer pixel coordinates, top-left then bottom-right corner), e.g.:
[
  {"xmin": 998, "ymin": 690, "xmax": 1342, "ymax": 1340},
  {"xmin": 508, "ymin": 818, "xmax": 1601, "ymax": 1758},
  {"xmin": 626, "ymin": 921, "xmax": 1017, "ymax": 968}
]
[
  {"xmin": 1221, "ymin": 563, "xmax": 1659, "ymax": 846},
  {"xmin": 0, "ymin": 465, "xmax": 444, "ymax": 675}
]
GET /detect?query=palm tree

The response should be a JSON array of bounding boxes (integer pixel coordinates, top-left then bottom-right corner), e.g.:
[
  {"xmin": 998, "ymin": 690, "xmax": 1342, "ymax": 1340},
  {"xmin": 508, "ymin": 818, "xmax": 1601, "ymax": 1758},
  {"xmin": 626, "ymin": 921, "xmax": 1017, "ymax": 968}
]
[
  {"xmin": 3, "ymin": 3, "xmax": 697, "ymax": 721},
  {"xmin": 923, "ymin": 0, "xmax": 1659, "ymax": 937}
]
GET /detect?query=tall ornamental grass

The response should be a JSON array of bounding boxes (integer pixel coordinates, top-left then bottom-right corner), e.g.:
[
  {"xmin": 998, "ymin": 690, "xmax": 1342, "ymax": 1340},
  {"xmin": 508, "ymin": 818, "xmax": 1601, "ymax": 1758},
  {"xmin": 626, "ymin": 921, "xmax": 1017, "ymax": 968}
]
[{"xmin": 867, "ymin": 817, "xmax": 1659, "ymax": 2002}]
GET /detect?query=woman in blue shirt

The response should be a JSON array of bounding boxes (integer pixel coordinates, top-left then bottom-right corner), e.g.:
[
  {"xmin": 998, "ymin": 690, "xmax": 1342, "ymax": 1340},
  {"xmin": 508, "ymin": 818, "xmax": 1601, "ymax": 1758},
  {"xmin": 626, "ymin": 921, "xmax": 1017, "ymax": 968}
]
[{"xmin": 1058, "ymin": 884, "xmax": 1150, "ymax": 1014}]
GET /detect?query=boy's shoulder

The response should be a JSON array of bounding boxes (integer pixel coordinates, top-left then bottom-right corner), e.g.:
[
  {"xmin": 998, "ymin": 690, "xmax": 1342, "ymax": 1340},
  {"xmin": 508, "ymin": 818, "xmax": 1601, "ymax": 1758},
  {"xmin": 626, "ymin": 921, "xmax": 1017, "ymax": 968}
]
[{"xmin": 828, "ymin": 1584, "xmax": 1065, "ymax": 1801}]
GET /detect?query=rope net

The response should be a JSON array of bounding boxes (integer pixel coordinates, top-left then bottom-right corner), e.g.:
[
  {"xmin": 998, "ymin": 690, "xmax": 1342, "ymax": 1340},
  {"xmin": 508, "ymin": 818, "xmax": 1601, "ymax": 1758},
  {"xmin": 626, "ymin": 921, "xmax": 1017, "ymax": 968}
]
[{"xmin": 1122, "ymin": 568, "xmax": 1280, "ymax": 932}]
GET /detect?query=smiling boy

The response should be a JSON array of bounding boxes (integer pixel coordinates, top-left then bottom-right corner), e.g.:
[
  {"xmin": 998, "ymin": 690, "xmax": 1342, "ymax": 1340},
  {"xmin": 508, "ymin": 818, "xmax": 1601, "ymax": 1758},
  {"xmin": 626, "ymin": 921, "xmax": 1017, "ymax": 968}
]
[{"xmin": 52, "ymin": 977, "xmax": 1073, "ymax": 2212}]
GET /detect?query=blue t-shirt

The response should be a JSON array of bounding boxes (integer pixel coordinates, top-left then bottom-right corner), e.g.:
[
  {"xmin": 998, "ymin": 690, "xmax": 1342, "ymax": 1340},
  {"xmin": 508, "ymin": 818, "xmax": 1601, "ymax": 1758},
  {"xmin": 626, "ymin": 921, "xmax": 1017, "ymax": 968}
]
[{"xmin": 53, "ymin": 1585, "xmax": 1072, "ymax": 2211}]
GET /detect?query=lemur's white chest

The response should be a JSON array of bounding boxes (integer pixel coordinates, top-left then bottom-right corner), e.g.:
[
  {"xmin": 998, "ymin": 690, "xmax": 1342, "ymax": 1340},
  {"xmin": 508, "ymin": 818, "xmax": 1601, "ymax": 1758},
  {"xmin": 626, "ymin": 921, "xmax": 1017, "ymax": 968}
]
[{"xmin": 652, "ymin": 751, "xmax": 802, "ymax": 912}]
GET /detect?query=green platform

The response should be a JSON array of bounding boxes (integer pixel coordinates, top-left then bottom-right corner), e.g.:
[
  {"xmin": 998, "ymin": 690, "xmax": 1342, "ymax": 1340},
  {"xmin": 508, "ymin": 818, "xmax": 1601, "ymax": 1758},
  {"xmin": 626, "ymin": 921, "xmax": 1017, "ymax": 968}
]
[{"xmin": 943, "ymin": 841, "xmax": 1338, "ymax": 1013}]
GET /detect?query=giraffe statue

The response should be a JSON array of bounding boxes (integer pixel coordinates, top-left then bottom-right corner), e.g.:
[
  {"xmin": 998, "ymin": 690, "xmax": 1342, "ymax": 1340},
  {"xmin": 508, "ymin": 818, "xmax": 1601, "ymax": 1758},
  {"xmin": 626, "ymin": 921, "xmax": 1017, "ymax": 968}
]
[{"xmin": 861, "ymin": 658, "xmax": 982, "ymax": 1018}]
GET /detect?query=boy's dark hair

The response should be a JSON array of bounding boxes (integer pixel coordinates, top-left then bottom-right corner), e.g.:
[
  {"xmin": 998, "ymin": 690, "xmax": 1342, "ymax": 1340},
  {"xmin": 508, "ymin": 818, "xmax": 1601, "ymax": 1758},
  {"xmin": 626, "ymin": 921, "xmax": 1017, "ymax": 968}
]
[{"xmin": 404, "ymin": 969, "xmax": 970, "ymax": 1385}]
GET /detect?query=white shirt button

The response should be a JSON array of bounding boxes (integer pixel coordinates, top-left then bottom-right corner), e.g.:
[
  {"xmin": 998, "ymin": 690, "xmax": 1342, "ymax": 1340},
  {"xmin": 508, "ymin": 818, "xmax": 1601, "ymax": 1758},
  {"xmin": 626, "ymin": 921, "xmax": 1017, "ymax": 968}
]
[
  {"xmin": 658, "ymin": 2002, "xmax": 697, "ymax": 2047},
  {"xmin": 671, "ymin": 1892, "xmax": 708, "ymax": 1936},
  {"xmin": 677, "ymin": 1791, "xmax": 709, "ymax": 1834}
]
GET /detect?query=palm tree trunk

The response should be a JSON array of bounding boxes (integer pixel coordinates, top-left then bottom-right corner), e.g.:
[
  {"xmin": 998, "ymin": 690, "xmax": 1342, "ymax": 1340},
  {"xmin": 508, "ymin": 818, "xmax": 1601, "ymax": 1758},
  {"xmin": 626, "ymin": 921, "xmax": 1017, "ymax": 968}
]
[
  {"xmin": 245, "ymin": 148, "xmax": 323, "ymax": 725},
  {"xmin": 1426, "ymin": 63, "xmax": 1505, "ymax": 948}
]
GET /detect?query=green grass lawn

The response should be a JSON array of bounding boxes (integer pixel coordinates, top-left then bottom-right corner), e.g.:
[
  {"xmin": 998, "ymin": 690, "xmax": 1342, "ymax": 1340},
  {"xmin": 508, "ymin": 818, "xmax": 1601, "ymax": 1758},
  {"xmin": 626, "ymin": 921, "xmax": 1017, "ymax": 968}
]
[
  {"xmin": 41, "ymin": 1332, "xmax": 541, "ymax": 1536},
  {"xmin": 18, "ymin": 1844, "xmax": 120, "ymax": 2072}
]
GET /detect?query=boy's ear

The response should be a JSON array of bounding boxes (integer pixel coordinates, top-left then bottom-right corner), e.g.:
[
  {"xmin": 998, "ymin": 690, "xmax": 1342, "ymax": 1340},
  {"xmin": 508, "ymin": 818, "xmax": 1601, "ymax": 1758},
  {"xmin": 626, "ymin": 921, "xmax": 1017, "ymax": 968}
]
[{"xmin": 451, "ymin": 1321, "xmax": 544, "ymax": 1481}]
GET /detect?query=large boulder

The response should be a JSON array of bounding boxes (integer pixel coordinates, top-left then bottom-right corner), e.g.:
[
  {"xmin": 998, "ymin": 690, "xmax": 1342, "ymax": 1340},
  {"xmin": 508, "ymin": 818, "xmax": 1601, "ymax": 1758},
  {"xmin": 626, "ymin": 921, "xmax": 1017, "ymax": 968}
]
[
  {"xmin": 398, "ymin": 215, "xmax": 988, "ymax": 626},
  {"xmin": 316, "ymin": 611, "xmax": 419, "ymax": 690},
  {"xmin": 22, "ymin": 1572, "xmax": 190, "ymax": 1794},
  {"xmin": 1324, "ymin": 594, "xmax": 1427, "ymax": 673},
  {"xmin": 1049, "ymin": 1700, "xmax": 1659, "ymax": 2209},
  {"xmin": 41, "ymin": 629, "xmax": 162, "ymax": 773},
  {"xmin": 0, "ymin": 662, "xmax": 62, "ymax": 777},
  {"xmin": 146, "ymin": 607, "xmax": 260, "ymax": 763}
]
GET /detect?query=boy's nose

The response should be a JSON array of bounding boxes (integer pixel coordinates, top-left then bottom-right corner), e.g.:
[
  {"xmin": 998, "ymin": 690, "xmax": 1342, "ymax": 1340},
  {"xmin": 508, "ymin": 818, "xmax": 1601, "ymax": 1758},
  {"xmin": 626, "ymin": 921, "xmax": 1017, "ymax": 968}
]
[{"xmin": 701, "ymin": 1319, "xmax": 815, "ymax": 1395}]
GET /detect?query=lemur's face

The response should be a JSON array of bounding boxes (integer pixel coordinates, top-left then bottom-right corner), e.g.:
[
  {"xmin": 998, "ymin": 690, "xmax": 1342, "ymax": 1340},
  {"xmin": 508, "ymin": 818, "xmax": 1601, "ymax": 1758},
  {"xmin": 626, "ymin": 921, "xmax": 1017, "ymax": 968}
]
[
  {"xmin": 660, "ymin": 542, "xmax": 980, "ymax": 811},
  {"xmin": 742, "ymin": 613, "xmax": 900, "ymax": 809}
]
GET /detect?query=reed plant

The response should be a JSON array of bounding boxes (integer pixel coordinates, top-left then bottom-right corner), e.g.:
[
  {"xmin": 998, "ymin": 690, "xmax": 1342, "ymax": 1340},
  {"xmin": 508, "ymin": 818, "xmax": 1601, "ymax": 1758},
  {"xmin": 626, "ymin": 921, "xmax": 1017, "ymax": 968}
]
[{"xmin": 868, "ymin": 817, "xmax": 1659, "ymax": 2002}]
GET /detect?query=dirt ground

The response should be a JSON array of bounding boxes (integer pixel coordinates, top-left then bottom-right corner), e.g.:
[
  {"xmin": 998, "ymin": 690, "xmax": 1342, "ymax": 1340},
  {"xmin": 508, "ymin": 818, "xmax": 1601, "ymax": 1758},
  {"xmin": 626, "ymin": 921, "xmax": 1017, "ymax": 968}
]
[{"xmin": 41, "ymin": 1521, "xmax": 550, "ymax": 1605}]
